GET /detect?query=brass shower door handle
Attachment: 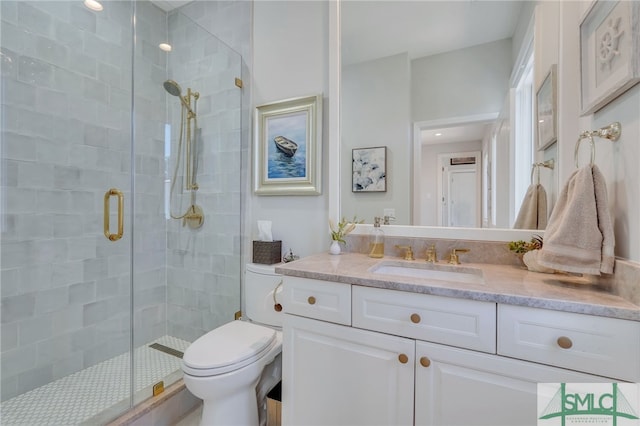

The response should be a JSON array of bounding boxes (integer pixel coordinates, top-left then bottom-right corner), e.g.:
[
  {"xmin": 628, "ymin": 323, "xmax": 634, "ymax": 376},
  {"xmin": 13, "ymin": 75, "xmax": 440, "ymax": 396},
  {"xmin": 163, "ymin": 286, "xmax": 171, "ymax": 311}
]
[{"xmin": 104, "ymin": 188, "xmax": 124, "ymax": 241}]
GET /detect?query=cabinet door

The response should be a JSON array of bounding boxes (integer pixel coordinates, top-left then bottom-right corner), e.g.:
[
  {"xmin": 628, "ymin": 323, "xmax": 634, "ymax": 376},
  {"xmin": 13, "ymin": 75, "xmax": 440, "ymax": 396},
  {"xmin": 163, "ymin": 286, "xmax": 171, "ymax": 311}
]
[
  {"xmin": 415, "ymin": 341, "xmax": 610, "ymax": 426},
  {"xmin": 282, "ymin": 315, "xmax": 415, "ymax": 426}
]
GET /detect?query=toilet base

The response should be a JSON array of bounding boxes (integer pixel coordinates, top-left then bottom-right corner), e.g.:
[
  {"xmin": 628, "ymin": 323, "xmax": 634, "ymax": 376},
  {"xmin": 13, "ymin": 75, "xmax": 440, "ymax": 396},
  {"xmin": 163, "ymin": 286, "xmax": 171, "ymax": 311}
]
[
  {"xmin": 200, "ymin": 387, "xmax": 260, "ymax": 426},
  {"xmin": 183, "ymin": 346, "xmax": 282, "ymax": 426}
]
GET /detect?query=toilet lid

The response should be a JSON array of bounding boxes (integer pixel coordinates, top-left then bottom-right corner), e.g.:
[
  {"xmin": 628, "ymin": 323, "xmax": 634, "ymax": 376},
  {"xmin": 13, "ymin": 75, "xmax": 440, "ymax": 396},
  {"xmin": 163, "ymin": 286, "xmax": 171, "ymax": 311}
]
[{"xmin": 182, "ymin": 321, "xmax": 277, "ymax": 372}]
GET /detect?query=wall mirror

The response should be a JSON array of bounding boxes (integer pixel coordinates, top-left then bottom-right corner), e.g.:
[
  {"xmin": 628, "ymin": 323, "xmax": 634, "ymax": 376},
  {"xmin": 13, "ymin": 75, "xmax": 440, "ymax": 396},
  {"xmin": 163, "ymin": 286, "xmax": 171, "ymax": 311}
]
[{"xmin": 340, "ymin": 0, "xmax": 556, "ymax": 231}]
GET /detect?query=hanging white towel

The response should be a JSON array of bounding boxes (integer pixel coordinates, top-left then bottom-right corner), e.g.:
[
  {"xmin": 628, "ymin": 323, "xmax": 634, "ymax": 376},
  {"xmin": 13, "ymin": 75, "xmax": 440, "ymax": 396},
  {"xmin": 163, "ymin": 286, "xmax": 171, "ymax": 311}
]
[
  {"xmin": 538, "ymin": 164, "xmax": 614, "ymax": 275},
  {"xmin": 513, "ymin": 184, "xmax": 548, "ymax": 230}
]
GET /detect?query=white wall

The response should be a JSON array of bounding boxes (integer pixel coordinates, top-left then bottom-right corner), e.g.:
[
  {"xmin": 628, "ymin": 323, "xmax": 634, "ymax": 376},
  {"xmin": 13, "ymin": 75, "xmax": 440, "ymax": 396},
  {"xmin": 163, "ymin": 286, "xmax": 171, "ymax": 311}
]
[
  {"xmin": 546, "ymin": 0, "xmax": 640, "ymax": 262},
  {"xmin": 253, "ymin": 0, "xmax": 640, "ymax": 264},
  {"xmin": 251, "ymin": 1, "xmax": 329, "ymax": 259},
  {"xmin": 341, "ymin": 53, "xmax": 411, "ymax": 224},
  {"xmin": 411, "ymin": 38, "xmax": 513, "ymax": 122}
]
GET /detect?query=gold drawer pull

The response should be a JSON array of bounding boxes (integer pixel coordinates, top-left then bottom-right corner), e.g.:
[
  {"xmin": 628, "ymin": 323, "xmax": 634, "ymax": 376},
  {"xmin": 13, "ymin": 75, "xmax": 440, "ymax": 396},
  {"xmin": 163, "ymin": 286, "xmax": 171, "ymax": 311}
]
[
  {"xmin": 419, "ymin": 356, "xmax": 431, "ymax": 368},
  {"xmin": 557, "ymin": 336, "xmax": 573, "ymax": 349},
  {"xmin": 398, "ymin": 354, "xmax": 409, "ymax": 364},
  {"xmin": 410, "ymin": 313, "xmax": 421, "ymax": 323},
  {"xmin": 307, "ymin": 296, "xmax": 316, "ymax": 305}
]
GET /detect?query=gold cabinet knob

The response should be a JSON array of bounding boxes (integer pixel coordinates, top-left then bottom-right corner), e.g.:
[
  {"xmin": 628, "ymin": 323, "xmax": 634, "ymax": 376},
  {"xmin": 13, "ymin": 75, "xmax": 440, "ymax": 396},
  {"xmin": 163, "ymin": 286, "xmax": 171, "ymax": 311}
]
[
  {"xmin": 398, "ymin": 354, "xmax": 409, "ymax": 364},
  {"xmin": 557, "ymin": 336, "xmax": 573, "ymax": 349},
  {"xmin": 410, "ymin": 313, "xmax": 421, "ymax": 324},
  {"xmin": 307, "ymin": 296, "xmax": 316, "ymax": 305},
  {"xmin": 419, "ymin": 356, "xmax": 431, "ymax": 368}
]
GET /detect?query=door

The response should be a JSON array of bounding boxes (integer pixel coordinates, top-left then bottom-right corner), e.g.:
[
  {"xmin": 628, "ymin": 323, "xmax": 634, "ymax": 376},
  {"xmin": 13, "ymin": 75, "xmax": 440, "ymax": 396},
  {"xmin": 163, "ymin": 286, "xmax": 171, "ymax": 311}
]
[
  {"xmin": 415, "ymin": 341, "xmax": 610, "ymax": 426},
  {"xmin": 0, "ymin": 0, "xmax": 134, "ymax": 422},
  {"xmin": 283, "ymin": 315, "xmax": 415, "ymax": 426},
  {"xmin": 446, "ymin": 168, "xmax": 477, "ymax": 227},
  {"xmin": 437, "ymin": 152, "xmax": 481, "ymax": 227}
]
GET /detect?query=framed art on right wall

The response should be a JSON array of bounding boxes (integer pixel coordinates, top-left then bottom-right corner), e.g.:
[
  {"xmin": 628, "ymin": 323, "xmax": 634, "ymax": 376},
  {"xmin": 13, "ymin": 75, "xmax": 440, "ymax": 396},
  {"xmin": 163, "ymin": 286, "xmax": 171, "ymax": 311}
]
[
  {"xmin": 580, "ymin": 0, "xmax": 640, "ymax": 116},
  {"xmin": 536, "ymin": 64, "xmax": 557, "ymax": 150}
]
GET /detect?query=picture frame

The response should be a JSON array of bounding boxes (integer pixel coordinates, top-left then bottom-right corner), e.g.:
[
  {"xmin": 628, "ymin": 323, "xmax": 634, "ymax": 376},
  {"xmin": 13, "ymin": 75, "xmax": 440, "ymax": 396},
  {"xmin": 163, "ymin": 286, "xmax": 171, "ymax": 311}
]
[
  {"xmin": 253, "ymin": 94, "xmax": 322, "ymax": 195},
  {"xmin": 352, "ymin": 146, "xmax": 387, "ymax": 192},
  {"xmin": 536, "ymin": 64, "xmax": 558, "ymax": 151},
  {"xmin": 580, "ymin": 0, "xmax": 640, "ymax": 116}
]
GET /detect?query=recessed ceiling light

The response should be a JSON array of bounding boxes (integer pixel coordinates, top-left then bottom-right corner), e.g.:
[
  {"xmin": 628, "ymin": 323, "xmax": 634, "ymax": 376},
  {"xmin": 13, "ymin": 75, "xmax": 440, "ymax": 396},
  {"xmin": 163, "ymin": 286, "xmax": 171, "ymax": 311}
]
[
  {"xmin": 84, "ymin": 0, "xmax": 103, "ymax": 12},
  {"xmin": 159, "ymin": 43, "xmax": 172, "ymax": 52},
  {"xmin": 435, "ymin": 132, "xmax": 443, "ymax": 136},
  {"xmin": 538, "ymin": 119, "xmax": 545, "ymax": 123}
]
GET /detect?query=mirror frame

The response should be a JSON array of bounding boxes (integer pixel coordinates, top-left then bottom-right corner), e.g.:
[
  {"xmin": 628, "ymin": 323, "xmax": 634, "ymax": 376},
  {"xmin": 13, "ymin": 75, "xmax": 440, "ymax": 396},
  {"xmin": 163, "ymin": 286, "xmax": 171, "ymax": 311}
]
[{"xmin": 329, "ymin": 0, "xmax": 542, "ymax": 242}]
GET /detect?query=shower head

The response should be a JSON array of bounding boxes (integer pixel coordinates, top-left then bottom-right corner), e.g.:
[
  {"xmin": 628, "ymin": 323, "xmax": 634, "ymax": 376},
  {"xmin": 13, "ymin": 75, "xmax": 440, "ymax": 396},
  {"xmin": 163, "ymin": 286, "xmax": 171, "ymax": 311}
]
[
  {"xmin": 163, "ymin": 79, "xmax": 182, "ymax": 97},
  {"xmin": 164, "ymin": 79, "xmax": 197, "ymax": 116}
]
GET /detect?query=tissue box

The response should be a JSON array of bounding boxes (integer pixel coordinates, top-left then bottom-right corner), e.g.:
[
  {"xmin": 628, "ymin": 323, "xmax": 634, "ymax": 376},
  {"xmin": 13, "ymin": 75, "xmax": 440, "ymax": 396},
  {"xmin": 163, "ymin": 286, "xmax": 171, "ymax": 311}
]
[{"xmin": 253, "ymin": 240, "xmax": 282, "ymax": 264}]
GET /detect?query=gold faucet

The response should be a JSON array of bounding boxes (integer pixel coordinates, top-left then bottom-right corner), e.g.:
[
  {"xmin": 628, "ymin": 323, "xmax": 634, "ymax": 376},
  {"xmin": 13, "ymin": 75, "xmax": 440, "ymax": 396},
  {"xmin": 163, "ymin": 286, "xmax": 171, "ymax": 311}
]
[
  {"xmin": 395, "ymin": 245, "xmax": 415, "ymax": 261},
  {"xmin": 448, "ymin": 248, "xmax": 470, "ymax": 265},
  {"xmin": 425, "ymin": 245, "xmax": 437, "ymax": 263}
]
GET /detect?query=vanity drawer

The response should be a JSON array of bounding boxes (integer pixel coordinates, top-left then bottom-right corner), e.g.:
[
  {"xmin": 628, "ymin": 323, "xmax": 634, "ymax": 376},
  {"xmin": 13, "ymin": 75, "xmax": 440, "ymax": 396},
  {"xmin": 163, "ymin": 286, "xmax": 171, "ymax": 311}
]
[
  {"xmin": 352, "ymin": 286, "xmax": 496, "ymax": 353},
  {"xmin": 498, "ymin": 305, "xmax": 640, "ymax": 381},
  {"xmin": 282, "ymin": 277, "xmax": 351, "ymax": 325}
]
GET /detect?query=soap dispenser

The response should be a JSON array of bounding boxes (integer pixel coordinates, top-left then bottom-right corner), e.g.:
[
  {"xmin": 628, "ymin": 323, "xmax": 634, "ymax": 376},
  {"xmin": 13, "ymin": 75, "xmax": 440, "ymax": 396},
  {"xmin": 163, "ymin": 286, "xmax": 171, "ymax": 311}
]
[{"xmin": 369, "ymin": 217, "xmax": 385, "ymax": 258}]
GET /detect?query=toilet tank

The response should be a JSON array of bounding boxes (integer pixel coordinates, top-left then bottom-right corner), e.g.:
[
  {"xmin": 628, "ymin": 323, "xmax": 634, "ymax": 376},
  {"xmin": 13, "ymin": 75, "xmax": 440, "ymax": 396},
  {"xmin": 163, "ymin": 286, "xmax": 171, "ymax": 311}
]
[{"xmin": 245, "ymin": 263, "xmax": 283, "ymax": 327}]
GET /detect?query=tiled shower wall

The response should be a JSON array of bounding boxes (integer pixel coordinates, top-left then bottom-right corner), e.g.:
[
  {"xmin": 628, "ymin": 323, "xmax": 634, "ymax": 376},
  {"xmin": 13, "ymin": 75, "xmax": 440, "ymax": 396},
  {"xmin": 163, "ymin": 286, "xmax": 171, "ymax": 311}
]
[
  {"xmin": 164, "ymin": 10, "xmax": 244, "ymax": 342},
  {"xmin": 0, "ymin": 0, "xmax": 248, "ymax": 401},
  {"xmin": 0, "ymin": 0, "xmax": 168, "ymax": 401},
  {"xmin": 131, "ymin": 1, "xmax": 170, "ymax": 349}
]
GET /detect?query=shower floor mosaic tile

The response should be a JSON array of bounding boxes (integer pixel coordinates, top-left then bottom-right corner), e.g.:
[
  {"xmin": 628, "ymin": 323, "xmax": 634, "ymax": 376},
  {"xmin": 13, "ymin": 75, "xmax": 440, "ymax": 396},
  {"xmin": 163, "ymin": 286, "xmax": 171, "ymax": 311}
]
[{"xmin": 0, "ymin": 336, "xmax": 191, "ymax": 426}]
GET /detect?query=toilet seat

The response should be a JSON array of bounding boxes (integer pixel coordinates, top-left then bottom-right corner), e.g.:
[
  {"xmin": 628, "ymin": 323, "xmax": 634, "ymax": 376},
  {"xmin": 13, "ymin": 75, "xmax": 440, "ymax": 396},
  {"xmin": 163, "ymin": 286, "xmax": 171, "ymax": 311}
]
[{"xmin": 182, "ymin": 320, "xmax": 277, "ymax": 377}]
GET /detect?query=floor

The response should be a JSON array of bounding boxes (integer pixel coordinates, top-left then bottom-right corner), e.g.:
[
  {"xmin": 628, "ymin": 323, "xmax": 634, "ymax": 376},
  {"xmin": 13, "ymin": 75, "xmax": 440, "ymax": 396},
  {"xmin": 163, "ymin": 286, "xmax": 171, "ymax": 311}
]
[
  {"xmin": 1, "ymin": 336, "xmax": 191, "ymax": 426},
  {"xmin": 175, "ymin": 404, "xmax": 203, "ymax": 426}
]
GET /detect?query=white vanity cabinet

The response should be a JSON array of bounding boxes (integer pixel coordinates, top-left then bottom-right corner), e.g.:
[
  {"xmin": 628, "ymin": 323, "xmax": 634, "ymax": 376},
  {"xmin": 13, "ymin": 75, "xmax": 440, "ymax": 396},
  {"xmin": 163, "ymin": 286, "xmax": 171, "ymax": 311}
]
[
  {"xmin": 414, "ymin": 341, "xmax": 607, "ymax": 426},
  {"xmin": 282, "ymin": 276, "xmax": 636, "ymax": 426},
  {"xmin": 283, "ymin": 315, "xmax": 415, "ymax": 426}
]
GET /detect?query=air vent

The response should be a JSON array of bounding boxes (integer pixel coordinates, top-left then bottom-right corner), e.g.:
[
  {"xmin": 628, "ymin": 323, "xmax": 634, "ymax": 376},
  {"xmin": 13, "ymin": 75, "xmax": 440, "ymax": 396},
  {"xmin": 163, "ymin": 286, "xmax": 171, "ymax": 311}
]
[{"xmin": 450, "ymin": 157, "xmax": 476, "ymax": 165}]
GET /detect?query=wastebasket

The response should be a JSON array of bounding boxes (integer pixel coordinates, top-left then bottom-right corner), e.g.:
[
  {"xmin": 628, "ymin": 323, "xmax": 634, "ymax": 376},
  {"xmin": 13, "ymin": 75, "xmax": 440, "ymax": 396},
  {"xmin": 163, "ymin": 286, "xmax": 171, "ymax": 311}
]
[{"xmin": 266, "ymin": 382, "xmax": 282, "ymax": 426}]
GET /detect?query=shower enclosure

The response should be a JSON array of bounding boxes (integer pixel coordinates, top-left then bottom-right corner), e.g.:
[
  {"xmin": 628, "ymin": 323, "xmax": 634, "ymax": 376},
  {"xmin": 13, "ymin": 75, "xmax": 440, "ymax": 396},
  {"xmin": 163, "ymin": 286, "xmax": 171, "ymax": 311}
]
[{"xmin": 0, "ymin": 1, "xmax": 246, "ymax": 423}]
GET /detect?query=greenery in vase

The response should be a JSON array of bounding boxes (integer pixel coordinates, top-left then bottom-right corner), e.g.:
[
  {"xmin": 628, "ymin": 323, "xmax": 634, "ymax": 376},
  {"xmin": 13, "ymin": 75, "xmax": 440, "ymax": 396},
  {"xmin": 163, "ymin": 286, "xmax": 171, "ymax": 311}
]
[
  {"xmin": 329, "ymin": 216, "xmax": 362, "ymax": 244},
  {"xmin": 508, "ymin": 235, "xmax": 544, "ymax": 254}
]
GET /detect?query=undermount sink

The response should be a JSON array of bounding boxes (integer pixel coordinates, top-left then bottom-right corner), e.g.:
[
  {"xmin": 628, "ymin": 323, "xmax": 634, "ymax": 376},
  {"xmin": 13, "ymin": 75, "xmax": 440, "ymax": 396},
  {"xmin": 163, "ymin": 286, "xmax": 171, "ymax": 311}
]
[{"xmin": 370, "ymin": 261, "xmax": 485, "ymax": 285}]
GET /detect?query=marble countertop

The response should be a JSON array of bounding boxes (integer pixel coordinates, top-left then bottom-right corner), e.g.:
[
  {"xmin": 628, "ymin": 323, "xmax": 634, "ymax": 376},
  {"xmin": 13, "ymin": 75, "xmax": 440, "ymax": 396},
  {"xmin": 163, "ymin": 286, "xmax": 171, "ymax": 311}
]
[{"xmin": 275, "ymin": 253, "xmax": 640, "ymax": 322}]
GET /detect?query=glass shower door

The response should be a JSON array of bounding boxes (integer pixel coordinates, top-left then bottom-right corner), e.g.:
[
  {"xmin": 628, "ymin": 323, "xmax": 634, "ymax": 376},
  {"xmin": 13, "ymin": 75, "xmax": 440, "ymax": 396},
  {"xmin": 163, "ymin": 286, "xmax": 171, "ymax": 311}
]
[{"xmin": 1, "ymin": 1, "xmax": 135, "ymax": 423}]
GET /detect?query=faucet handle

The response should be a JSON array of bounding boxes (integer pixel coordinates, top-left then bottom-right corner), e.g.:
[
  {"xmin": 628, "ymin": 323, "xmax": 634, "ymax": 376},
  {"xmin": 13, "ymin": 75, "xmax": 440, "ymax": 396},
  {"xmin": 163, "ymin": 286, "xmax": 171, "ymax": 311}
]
[
  {"xmin": 425, "ymin": 245, "xmax": 437, "ymax": 263},
  {"xmin": 449, "ymin": 248, "xmax": 470, "ymax": 265},
  {"xmin": 395, "ymin": 245, "xmax": 415, "ymax": 261}
]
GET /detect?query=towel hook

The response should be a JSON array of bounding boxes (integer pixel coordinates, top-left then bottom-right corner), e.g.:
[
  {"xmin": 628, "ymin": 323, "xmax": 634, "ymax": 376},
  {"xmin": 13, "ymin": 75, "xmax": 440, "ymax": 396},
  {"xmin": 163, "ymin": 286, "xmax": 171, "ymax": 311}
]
[
  {"xmin": 530, "ymin": 159, "xmax": 555, "ymax": 185},
  {"xmin": 574, "ymin": 122, "xmax": 621, "ymax": 168}
]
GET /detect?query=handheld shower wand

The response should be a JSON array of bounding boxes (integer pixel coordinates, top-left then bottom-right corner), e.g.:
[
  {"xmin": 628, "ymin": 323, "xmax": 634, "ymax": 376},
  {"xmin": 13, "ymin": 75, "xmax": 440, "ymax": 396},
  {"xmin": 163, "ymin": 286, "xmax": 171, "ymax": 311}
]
[{"xmin": 164, "ymin": 79, "xmax": 203, "ymax": 229}]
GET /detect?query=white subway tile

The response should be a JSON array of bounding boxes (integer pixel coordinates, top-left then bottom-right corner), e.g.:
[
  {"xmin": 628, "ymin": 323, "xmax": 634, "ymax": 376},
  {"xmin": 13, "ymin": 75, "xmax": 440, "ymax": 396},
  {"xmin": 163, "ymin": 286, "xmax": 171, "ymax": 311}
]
[
  {"xmin": 17, "ymin": 55, "xmax": 54, "ymax": 87},
  {"xmin": 51, "ymin": 260, "xmax": 84, "ymax": 287},
  {"xmin": 18, "ymin": 313, "xmax": 53, "ymax": 345},
  {"xmin": 17, "ymin": 2, "xmax": 52, "ymax": 37},
  {"xmin": 70, "ymin": 4, "xmax": 96, "ymax": 33},
  {"xmin": 34, "ymin": 287, "xmax": 68, "ymax": 315}
]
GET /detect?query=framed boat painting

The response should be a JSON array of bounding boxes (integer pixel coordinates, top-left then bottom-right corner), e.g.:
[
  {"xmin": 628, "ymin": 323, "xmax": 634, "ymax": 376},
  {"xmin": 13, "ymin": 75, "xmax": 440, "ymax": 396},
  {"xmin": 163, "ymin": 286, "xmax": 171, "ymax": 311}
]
[
  {"xmin": 352, "ymin": 146, "xmax": 387, "ymax": 192},
  {"xmin": 254, "ymin": 94, "xmax": 323, "ymax": 195}
]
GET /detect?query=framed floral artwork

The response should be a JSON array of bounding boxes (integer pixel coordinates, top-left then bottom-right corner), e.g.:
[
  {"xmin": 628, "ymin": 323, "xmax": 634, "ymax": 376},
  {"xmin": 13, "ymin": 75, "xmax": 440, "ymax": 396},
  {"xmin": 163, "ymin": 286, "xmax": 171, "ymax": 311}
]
[{"xmin": 352, "ymin": 146, "xmax": 387, "ymax": 192}]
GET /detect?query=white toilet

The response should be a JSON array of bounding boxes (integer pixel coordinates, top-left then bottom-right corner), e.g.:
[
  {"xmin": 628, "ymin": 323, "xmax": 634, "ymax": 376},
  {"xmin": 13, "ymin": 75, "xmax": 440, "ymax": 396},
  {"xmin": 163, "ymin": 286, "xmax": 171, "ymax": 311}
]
[{"xmin": 182, "ymin": 263, "xmax": 283, "ymax": 426}]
